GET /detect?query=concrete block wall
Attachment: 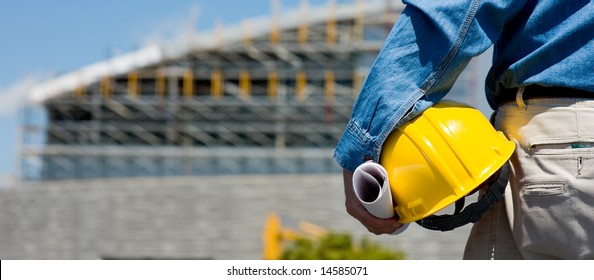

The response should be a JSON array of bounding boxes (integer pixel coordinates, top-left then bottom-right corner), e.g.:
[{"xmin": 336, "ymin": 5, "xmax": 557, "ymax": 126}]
[{"xmin": 0, "ymin": 174, "xmax": 472, "ymax": 260}]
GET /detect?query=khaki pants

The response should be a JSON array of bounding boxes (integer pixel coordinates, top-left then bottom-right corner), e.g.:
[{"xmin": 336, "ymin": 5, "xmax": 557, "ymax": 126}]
[{"xmin": 464, "ymin": 97, "xmax": 594, "ymax": 259}]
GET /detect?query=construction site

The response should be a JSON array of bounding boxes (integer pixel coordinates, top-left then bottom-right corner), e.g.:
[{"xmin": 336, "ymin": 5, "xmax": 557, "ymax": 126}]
[{"xmin": 0, "ymin": 0, "xmax": 489, "ymax": 259}]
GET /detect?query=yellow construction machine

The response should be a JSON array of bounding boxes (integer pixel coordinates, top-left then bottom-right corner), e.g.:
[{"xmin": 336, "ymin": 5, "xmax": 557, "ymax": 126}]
[{"xmin": 261, "ymin": 212, "xmax": 326, "ymax": 260}]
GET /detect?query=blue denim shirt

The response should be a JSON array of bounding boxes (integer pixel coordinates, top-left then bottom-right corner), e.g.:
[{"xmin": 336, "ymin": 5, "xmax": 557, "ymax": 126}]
[{"xmin": 334, "ymin": 0, "xmax": 594, "ymax": 172}]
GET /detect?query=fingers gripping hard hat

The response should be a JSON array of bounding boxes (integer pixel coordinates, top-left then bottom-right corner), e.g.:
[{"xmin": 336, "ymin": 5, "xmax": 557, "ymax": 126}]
[{"xmin": 379, "ymin": 101, "xmax": 515, "ymax": 231}]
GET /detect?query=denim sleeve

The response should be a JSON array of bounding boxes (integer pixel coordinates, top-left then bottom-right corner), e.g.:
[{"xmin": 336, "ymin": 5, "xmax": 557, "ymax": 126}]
[{"xmin": 334, "ymin": 0, "xmax": 528, "ymax": 171}]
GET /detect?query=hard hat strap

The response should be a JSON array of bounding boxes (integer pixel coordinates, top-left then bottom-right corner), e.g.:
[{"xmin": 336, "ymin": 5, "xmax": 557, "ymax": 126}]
[
  {"xmin": 415, "ymin": 162, "xmax": 510, "ymax": 231},
  {"xmin": 454, "ymin": 197, "xmax": 465, "ymax": 214}
]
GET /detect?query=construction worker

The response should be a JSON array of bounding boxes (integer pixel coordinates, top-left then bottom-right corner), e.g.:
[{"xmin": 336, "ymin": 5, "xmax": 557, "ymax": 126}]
[{"xmin": 334, "ymin": 0, "xmax": 593, "ymax": 259}]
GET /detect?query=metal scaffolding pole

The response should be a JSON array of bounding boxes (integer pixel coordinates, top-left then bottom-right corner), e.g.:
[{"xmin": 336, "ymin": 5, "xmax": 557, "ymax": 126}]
[{"xmin": 20, "ymin": 1, "xmax": 404, "ymax": 181}]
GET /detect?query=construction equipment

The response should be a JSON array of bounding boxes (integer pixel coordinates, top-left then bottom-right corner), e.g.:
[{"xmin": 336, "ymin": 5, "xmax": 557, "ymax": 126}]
[{"xmin": 262, "ymin": 212, "xmax": 326, "ymax": 260}]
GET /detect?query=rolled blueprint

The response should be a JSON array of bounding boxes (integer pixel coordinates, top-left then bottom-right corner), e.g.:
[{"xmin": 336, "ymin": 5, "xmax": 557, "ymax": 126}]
[
  {"xmin": 352, "ymin": 161, "xmax": 394, "ymax": 218},
  {"xmin": 352, "ymin": 161, "xmax": 409, "ymax": 234}
]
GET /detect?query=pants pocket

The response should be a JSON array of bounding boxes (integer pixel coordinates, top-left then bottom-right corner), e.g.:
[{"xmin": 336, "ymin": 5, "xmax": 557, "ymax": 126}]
[
  {"xmin": 521, "ymin": 181, "xmax": 566, "ymax": 196},
  {"xmin": 512, "ymin": 145, "xmax": 594, "ymax": 259}
]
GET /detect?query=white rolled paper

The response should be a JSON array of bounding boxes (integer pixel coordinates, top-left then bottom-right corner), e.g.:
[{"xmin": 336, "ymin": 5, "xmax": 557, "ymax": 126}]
[{"xmin": 352, "ymin": 161, "xmax": 409, "ymax": 235}]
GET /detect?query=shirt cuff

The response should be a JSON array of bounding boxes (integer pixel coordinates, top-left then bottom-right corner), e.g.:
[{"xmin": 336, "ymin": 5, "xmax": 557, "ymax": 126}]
[{"xmin": 333, "ymin": 120, "xmax": 379, "ymax": 172}]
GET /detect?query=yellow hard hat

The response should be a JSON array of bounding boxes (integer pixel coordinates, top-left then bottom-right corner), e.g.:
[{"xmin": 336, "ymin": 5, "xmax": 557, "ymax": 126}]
[{"xmin": 379, "ymin": 101, "xmax": 515, "ymax": 230}]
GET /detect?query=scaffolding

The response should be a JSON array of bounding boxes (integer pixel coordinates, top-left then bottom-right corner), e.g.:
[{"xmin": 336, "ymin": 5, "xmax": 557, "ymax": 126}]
[{"xmin": 18, "ymin": 1, "xmax": 410, "ymax": 181}]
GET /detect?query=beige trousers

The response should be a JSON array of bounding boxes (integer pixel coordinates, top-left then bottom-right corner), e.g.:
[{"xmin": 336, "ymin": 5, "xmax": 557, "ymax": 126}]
[{"xmin": 464, "ymin": 97, "xmax": 594, "ymax": 259}]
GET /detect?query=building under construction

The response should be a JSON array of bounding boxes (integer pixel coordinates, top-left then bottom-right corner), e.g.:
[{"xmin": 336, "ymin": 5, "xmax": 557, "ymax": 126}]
[
  {"xmin": 2, "ymin": 0, "xmax": 488, "ymax": 259},
  {"xmin": 18, "ymin": 0, "xmax": 405, "ymax": 181}
]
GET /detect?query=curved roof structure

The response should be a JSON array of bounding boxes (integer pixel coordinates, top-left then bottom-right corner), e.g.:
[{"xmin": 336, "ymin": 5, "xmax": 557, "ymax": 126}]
[{"xmin": 29, "ymin": 0, "xmax": 404, "ymax": 104}]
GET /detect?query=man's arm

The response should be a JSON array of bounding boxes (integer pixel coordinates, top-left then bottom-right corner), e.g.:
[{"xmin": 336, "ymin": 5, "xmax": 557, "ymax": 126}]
[{"xmin": 333, "ymin": 0, "xmax": 526, "ymax": 172}]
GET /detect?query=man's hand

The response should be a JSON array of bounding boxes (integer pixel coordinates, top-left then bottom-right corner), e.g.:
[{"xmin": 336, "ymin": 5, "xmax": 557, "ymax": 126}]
[{"xmin": 343, "ymin": 169, "xmax": 404, "ymax": 235}]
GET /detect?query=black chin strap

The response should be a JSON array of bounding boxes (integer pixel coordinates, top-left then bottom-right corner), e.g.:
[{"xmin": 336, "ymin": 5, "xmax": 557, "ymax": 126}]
[{"xmin": 415, "ymin": 162, "xmax": 510, "ymax": 232}]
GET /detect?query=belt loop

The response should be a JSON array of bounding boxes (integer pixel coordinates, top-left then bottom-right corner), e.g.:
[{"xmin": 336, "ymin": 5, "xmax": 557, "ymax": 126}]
[{"xmin": 515, "ymin": 86, "xmax": 526, "ymax": 112}]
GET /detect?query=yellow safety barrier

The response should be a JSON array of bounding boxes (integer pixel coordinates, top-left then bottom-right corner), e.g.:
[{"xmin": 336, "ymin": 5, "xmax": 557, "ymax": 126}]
[
  {"xmin": 296, "ymin": 71, "xmax": 307, "ymax": 102},
  {"xmin": 74, "ymin": 86, "xmax": 86, "ymax": 99},
  {"xmin": 353, "ymin": 72, "xmax": 363, "ymax": 98},
  {"xmin": 211, "ymin": 69, "xmax": 223, "ymax": 99},
  {"xmin": 268, "ymin": 71, "xmax": 278, "ymax": 100},
  {"xmin": 239, "ymin": 70, "xmax": 251, "ymax": 99},
  {"xmin": 325, "ymin": 70, "xmax": 335, "ymax": 102},
  {"xmin": 128, "ymin": 71, "xmax": 139, "ymax": 97},
  {"xmin": 100, "ymin": 76, "xmax": 111, "ymax": 98},
  {"xmin": 156, "ymin": 71, "xmax": 166, "ymax": 98},
  {"xmin": 183, "ymin": 70, "xmax": 194, "ymax": 98}
]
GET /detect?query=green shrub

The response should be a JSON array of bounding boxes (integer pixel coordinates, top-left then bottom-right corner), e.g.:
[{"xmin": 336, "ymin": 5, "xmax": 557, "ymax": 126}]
[{"xmin": 280, "ymin": 231, "xmax": 406, "ymax": 260}]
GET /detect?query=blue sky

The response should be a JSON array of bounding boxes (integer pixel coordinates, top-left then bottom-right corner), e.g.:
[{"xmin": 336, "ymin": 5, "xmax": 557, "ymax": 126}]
[{"xmin": 0, "ymin": 0, "xmax": 350, "ymax": 185}]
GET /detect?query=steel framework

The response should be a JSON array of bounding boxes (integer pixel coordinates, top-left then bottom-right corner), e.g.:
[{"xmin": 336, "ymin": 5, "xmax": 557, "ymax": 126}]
[{"xmin": 17, "ymin": 1, "xmax": 481, "ymax": 181}]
